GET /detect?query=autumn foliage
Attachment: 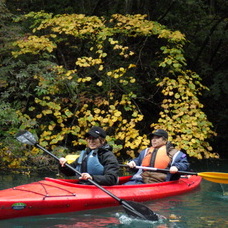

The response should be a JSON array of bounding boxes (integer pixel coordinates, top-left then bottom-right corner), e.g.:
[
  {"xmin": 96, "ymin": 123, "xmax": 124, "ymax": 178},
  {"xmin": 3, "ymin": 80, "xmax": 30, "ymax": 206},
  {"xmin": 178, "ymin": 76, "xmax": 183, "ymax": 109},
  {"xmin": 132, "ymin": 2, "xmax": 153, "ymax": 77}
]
[{"xmin": 1, "ymin": 12, "xmax": 218, "ymax": 170}]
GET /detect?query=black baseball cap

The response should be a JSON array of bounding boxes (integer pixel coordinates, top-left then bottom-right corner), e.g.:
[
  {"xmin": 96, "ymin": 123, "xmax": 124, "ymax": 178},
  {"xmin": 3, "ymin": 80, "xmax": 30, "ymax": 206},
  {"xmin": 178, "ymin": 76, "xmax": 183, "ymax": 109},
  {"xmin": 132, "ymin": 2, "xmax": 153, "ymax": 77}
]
[
  {"xmin": 85, "ymin": 126, "xmax": 106, "ymax": 139},
  {"xmin": 150, "ymin": 129, "xmax": 168, "ymax": 139}
]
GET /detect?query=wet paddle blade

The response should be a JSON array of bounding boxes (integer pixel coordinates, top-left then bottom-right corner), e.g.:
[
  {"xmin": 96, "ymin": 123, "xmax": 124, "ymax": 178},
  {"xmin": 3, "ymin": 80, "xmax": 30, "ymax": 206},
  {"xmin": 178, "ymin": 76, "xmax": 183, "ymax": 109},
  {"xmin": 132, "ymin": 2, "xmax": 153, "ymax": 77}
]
[
  {"xmin": 198, "ymin": 172, "xmax": 228, "ymax": 184},
  {"xmin": 122, "ymin": 200, "xmax": 159, "ymax": 221},
  {"xmin": 16, "ymin": 130, "xmax": 37, "ymax": 145}
]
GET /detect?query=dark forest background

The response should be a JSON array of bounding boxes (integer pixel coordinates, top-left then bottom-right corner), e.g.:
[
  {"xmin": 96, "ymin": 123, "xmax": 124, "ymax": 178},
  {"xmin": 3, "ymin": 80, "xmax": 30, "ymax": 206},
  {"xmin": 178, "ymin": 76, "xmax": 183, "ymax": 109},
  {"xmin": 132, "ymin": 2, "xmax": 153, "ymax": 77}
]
[{"xmin": 1, "ymin": 0, "xmax": 227, "ymax": 162}]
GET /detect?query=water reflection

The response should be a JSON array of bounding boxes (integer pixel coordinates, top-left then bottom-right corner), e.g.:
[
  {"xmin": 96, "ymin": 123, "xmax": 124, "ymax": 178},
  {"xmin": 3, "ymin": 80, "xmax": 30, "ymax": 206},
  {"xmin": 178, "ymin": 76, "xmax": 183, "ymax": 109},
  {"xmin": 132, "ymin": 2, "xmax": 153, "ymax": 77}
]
[{"xmin": 0, "ymin": 172, "xmax": 57, "ymax": 190}]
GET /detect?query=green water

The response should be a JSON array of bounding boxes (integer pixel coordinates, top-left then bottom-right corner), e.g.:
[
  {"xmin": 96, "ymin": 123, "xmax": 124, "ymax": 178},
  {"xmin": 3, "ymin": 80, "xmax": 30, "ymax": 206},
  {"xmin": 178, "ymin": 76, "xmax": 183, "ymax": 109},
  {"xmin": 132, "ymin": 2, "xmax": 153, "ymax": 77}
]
[{"xmin": 0, "ymin": 160, "xmax": 227, "ymax": 228}]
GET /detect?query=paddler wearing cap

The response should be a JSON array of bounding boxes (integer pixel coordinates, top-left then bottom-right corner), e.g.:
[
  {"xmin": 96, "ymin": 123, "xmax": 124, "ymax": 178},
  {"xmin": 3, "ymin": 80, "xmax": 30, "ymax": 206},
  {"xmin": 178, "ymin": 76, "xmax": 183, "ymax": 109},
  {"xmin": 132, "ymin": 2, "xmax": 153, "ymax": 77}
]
[
  {"xmin": 124, "ymin": 129, "xmax": 190, "ymax": 185},
  {"xmin": 59, "ymin": 126, "xmax": 119, "ymax": 186}
]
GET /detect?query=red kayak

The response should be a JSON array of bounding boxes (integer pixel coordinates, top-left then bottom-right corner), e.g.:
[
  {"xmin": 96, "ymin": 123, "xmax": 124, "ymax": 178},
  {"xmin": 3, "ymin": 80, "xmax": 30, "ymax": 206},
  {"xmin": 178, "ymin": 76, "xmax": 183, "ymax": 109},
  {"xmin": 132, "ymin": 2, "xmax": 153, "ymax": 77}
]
[{"xmin": 0, "ymin": 175, "xmax": 201, "ymax": 220}]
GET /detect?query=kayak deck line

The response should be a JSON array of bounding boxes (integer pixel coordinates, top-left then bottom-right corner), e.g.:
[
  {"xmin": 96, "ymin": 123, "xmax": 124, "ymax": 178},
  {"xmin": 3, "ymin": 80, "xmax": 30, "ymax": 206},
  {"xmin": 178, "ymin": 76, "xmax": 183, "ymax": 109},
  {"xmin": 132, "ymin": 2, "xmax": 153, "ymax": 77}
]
[{"xmin": 12, "ymin": 181, "xmax": 77, "ymax": 199}]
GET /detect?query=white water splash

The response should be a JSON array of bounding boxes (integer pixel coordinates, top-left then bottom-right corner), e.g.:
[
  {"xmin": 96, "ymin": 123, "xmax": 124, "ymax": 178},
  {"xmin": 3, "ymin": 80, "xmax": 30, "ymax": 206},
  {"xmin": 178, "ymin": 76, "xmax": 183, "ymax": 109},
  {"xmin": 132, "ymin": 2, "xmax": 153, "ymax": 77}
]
[{"xmin": 115, "ymin": 212, "xmax": 167, "ymax": 226}]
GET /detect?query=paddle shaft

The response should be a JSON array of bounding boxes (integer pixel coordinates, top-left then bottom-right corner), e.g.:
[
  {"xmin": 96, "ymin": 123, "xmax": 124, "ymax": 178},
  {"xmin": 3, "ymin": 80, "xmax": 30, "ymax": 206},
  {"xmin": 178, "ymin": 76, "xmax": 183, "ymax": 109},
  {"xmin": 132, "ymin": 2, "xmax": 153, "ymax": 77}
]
[
  {"xmin": 121, "ymin": 164, "xmax": 228, "ymax": 184},
  {"xmin": 120, "ymin": 164, "xmax": 198, "ymax": 175}
]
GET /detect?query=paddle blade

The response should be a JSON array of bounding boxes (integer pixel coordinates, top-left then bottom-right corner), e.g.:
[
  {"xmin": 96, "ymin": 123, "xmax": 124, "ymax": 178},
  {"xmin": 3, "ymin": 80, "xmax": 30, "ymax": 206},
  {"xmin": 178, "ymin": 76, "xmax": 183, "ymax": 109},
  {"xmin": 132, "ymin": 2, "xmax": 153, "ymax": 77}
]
[
  {"xmin": 198, "ymin": 172, "xmax": 228, "ymax": 184},
  {"xmin": 16, "ymin": 130, "xmax": 37, "ymax": 146},
  {"xmin": 122, "ymin": 200, "xmax": 159, "ymax": 221}
]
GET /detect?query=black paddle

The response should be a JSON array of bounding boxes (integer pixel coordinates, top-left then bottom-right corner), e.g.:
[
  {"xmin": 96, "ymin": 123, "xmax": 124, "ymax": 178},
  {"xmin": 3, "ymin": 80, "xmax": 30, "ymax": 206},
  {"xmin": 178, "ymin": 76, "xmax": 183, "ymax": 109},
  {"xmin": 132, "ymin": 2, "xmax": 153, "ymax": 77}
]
[{"xmin": 15, "ymin": 130, "xmax": 159, "ymax": 221}]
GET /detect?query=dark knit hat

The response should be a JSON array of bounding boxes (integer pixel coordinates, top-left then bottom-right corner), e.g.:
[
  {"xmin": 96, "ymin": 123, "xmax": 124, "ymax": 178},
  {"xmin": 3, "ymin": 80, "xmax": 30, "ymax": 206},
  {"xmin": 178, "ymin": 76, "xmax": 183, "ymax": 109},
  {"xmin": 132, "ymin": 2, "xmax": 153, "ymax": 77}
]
[
  {"xmin": 85, "ymin": 126, "xmax": 106, "ymax": 139},
  {"xmin": 149, "ymin": 129, "xmax": 168, "ymax": 139}
]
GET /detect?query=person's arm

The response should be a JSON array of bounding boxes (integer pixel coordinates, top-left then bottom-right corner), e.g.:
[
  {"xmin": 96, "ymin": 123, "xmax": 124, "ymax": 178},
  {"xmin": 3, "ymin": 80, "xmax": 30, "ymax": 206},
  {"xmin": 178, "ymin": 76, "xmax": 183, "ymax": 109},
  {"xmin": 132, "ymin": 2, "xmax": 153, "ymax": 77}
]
[
  {"xmin": 127, "ymin": 149, "xmax": 147, "ymax": 168},
  {"xmin": 171, "ymin": 152, "xmax": 189, "ymax": 171},
  {"xmin": 166, "ymin": 152, "xmax": 190, "ymax": 181},
  {"xmin": 58, "ymin": 157, "xmax": 79, "ymax": 176}
]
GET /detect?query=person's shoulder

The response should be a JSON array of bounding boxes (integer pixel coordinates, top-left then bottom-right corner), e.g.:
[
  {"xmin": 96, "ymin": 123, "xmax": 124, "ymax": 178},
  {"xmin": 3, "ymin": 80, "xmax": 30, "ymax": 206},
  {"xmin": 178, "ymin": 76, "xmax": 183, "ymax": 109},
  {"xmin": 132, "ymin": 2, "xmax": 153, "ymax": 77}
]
[
  {"xmin": 102, "ymin": 143, "xmax": 112, "ymax": 150},
  {"xmin": 140, "ymin": 147, "xmax": 149, "ymax": 154},
  {"xmin": 174, "ymin": 150, "xmax": 188, "ymax": 160},
  {"xmin": 98, "ymin": 144, "xmax": 113, "ymax": 154}
]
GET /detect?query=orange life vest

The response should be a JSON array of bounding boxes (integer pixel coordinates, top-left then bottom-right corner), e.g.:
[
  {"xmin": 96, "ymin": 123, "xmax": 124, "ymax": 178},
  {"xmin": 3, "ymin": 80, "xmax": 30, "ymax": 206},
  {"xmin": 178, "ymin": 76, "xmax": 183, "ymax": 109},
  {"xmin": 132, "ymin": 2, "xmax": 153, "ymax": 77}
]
[{"xmin": 141, "ymin": 145, "xmax": 170, "ymax": 169}]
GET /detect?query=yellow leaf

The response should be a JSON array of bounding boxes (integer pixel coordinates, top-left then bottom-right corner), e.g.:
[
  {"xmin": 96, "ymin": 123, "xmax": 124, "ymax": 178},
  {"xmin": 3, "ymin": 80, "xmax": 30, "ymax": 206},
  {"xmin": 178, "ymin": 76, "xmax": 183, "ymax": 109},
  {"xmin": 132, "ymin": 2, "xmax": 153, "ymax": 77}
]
[
  {"xmin": 98, "ymin": 65, "xmax": 104, "ymax": 71},
  {"xmin": 130, "ymin": 78, "xmax": 136, "ymax": 83},
  {"xmin": 48, "ymin": 125, "xmax": 54, "ymax": 130},
  {"xmin": 103, "ymin": 118, "xmax": 109, "ymax": 123},
  {"xmin": 36, "ymin": 114, "xmax": 42, "ymax": 118},
  {"xmin": 114, "ymin": 111, "xmax": 122, "ymax": 117},
  {"xmin": 97, "ymin": 81, "xmax": 103, "ymax": 86},
  {"xmin": 43, "ymin": 131, "xmax": 51, "ymax": 136},
  {"xmin": 174, "ymin": 93, "xmax": 180, "ymax": 99}
]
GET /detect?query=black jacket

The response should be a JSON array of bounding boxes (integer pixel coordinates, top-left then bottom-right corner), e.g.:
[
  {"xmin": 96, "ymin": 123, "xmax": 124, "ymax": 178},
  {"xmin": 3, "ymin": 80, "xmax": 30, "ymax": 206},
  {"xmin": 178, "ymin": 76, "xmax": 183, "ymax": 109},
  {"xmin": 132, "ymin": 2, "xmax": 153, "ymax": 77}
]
[{"xmin": 59, "ymin": 144, "xmax": 119, "ymax": 186}]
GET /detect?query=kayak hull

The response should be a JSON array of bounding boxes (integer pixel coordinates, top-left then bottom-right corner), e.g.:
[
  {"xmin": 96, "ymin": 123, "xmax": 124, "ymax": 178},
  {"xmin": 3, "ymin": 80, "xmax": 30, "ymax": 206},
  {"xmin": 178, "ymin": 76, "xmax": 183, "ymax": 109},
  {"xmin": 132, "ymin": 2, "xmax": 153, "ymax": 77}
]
[{"xmin": 0, "ymin": 175, "xmax": 201, "ymax": 220}]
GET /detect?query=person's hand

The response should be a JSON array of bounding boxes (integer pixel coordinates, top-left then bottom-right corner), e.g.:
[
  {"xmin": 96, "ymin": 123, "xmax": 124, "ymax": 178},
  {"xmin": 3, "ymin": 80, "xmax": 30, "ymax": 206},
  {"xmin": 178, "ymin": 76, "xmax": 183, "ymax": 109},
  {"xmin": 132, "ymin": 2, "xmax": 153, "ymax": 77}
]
[
  {"xmin": 59, "ymin": 157, "xmax": 67, "ymax": 167},
  {"xmin": 127, "ymin": 161, "xmax": 136, "ymax": 168},
  {"xmin": 170, "ymin": 166, "xmax": 178, "ymax": 174},
  {"xmin": 79, "ymin": 173, "xmax": 92, "ymax": 180}
]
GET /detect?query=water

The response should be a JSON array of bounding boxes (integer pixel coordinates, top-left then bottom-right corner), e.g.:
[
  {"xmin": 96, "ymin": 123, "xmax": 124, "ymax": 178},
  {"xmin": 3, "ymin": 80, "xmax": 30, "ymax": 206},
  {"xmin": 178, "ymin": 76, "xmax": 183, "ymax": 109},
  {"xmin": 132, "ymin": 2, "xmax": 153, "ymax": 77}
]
[{"xmin": 0, "ymin": 160, "xmax": 227, "ymax": 228}]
